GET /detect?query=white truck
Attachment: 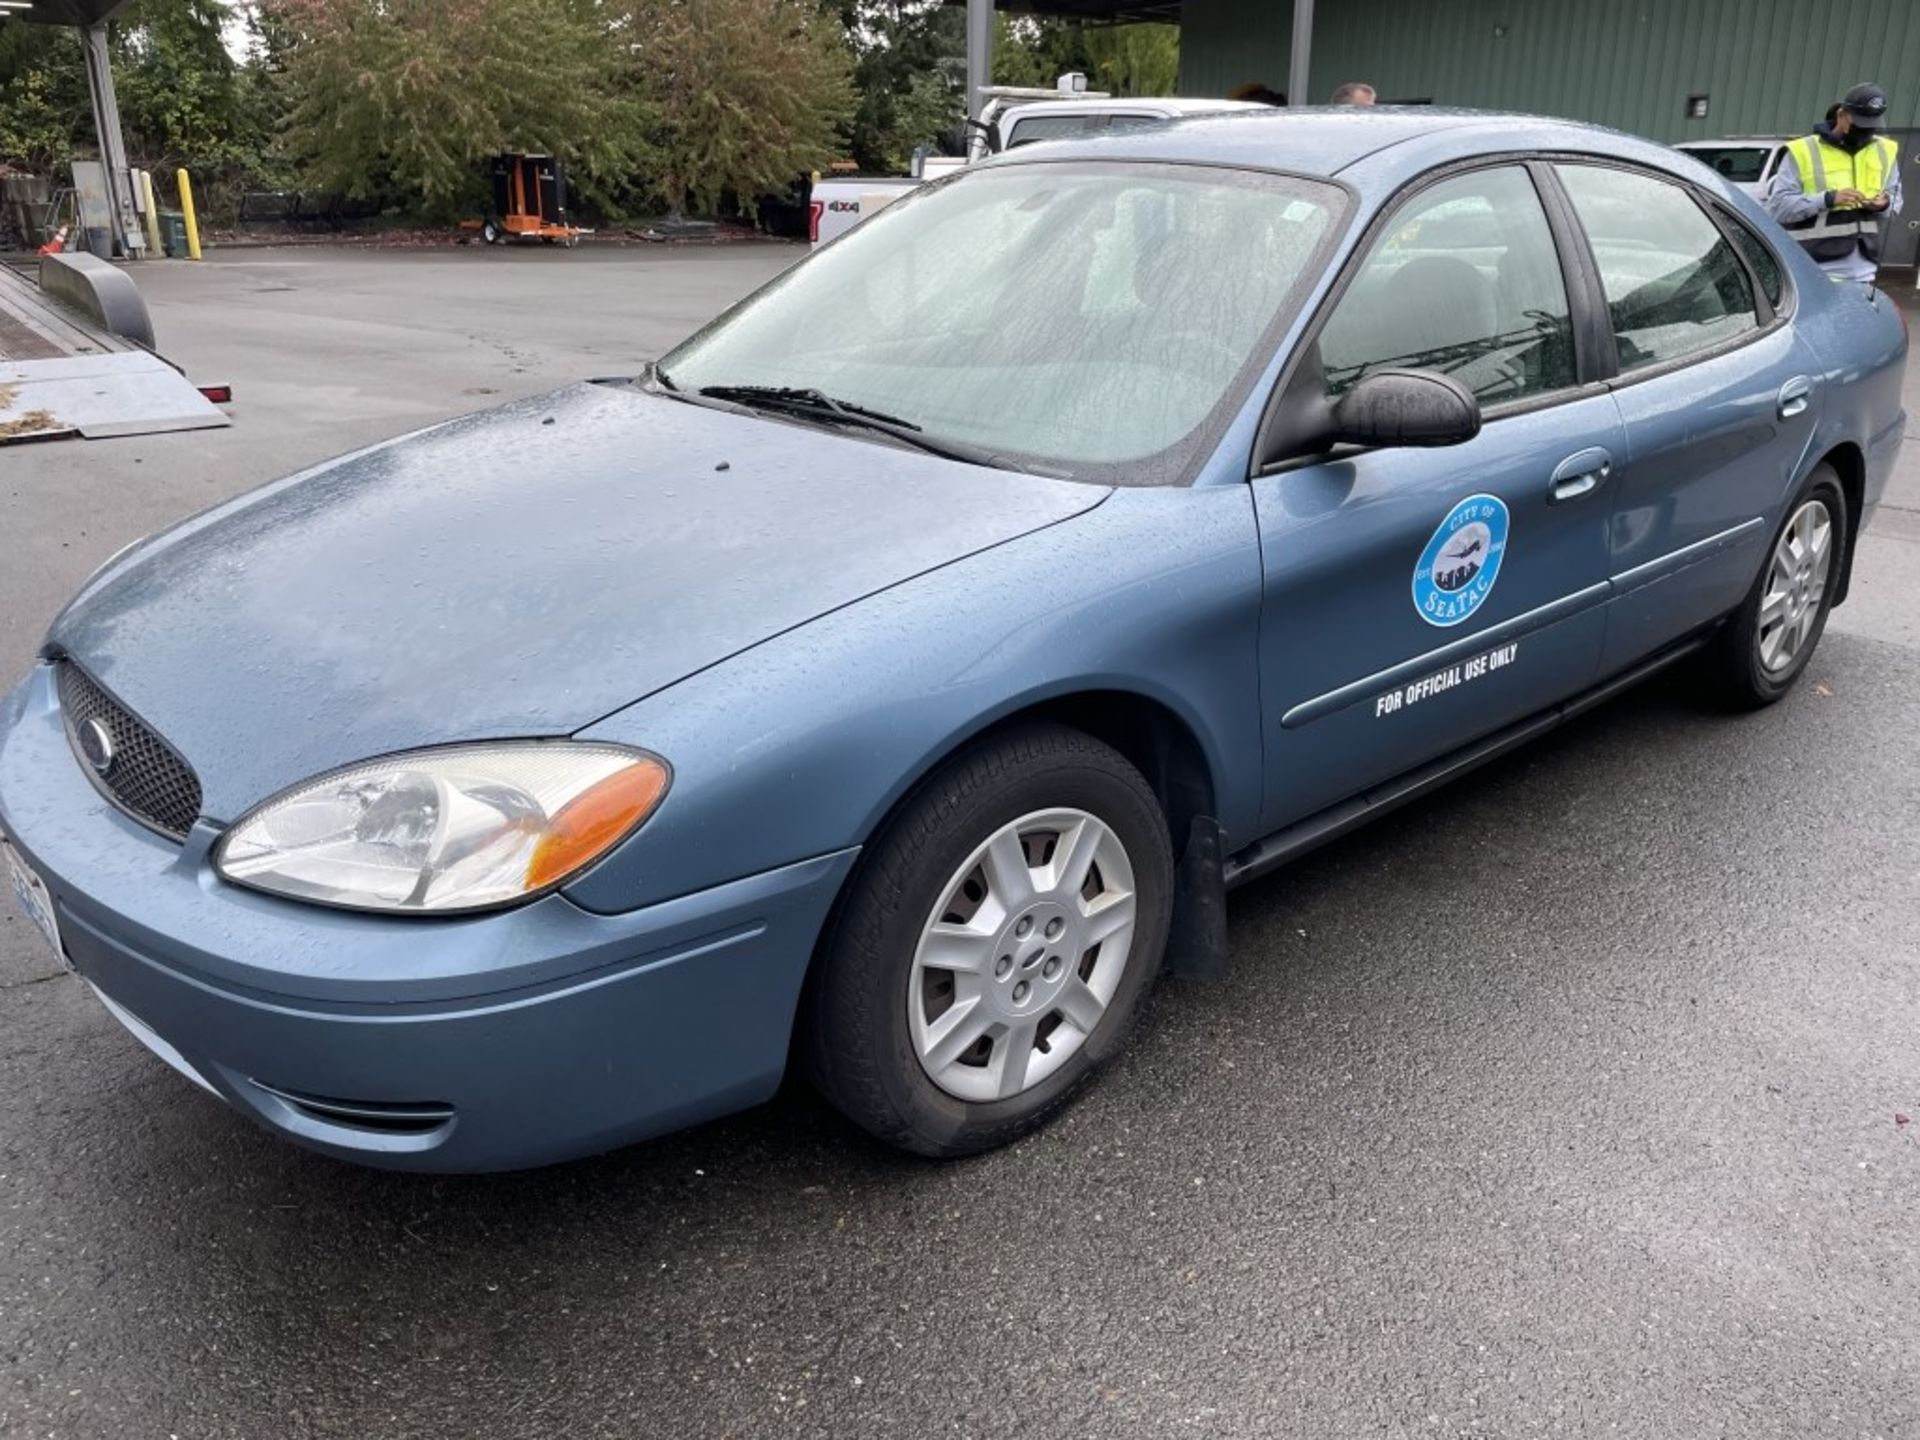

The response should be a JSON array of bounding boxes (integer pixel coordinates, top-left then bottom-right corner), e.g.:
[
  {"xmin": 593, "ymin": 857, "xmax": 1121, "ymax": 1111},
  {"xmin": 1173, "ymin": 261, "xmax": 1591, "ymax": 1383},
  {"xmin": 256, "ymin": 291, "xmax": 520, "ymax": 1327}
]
[
  {"xmin": 1672, "ymin": 136, "xmax": 1793, "ymax": 200},
  {"xmin": 808, "ymin": 79, "xmax": 1267, "ymax": 247}
]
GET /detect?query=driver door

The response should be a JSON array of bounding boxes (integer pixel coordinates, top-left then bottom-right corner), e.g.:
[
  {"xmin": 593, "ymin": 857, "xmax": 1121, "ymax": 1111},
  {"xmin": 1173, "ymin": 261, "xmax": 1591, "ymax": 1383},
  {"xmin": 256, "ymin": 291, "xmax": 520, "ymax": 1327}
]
[{"xmin": 1249, "ymin": 164, "xmax": 1625, "ymax": 831}]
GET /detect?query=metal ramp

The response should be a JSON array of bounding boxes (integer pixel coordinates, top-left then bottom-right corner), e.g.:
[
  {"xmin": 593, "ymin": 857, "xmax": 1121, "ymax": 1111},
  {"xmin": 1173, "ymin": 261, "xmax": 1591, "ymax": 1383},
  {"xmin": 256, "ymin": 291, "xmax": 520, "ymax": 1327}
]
[
  {"xmin": 0, "ymin": 261, "xmax": 227, "ymax": 444},
  {"xmin": 0, "ymin": 261, "xmax": 115, "ymax": 363}
]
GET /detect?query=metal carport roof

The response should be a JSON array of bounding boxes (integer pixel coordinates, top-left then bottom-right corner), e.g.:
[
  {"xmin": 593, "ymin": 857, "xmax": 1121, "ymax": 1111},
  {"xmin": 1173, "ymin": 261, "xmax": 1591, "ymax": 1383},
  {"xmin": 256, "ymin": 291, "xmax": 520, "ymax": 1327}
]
[{"xmin": 5, "ymin": 1, "xmax": 129, "ymax": 24}]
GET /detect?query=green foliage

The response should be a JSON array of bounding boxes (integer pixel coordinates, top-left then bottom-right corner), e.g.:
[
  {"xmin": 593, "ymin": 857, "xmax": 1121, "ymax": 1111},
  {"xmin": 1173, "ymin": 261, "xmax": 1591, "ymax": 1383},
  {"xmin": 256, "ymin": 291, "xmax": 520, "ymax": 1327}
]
[
  {"xmin": 838, "ymin": 5, "xmax": 1178, "ymax": 173},
  {"xmin": 619, "ymin": 0, "xmax": 857, "ymax": 217},
  {"xmin": 270, "ymin": 0, "xmax": 852, "ymax": 222},
  {"xmin": 0, "ymin": 28, "xmax": 88, "ymax": 174},
  {"xmin": 0, "ymin": 1, "xmax": 279, "ymax": 216},
  {"xmin": 995, "ymin": 17, "xmax": 1178, "ymax": 97},
  {"xmin": 0, "ymin": 0, "xmax": 1173, "ymax": 226},
  {"xmin": 270, "ymin": 0, "xmax": 657, "ymax": 219},
  {"xmin": 841, "ymin": 1, "xmax": 963, "ymax": 174},
  {"xmin": 1082, "ymin": 24, "xmax": 1179, "ymax": 97},
  {"xmin": 115, "ymin": 0, "xmax": 284, "ymax": 212}
]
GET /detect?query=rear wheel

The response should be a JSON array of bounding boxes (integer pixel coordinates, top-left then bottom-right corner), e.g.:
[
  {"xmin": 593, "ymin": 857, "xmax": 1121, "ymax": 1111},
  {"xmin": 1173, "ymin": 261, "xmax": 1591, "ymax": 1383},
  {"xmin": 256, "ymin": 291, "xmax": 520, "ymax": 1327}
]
[
  {"xmin": 1704, "ymin": 464, "xmax": 1848, "ymax": 707},
  {"xmin": 804, "ymin": 724, "xmax": 1173, "ymax": 1157},
  {"xmin": 481, "ymin": 220, "xmax": 501, "ymax": 246}
]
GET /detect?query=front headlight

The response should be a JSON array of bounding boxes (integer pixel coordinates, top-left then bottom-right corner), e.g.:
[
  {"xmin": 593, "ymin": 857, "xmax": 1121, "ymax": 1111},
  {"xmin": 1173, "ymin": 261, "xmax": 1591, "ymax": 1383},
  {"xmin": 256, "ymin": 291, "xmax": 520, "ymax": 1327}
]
[{"xmin": 214, "ymin": 742, "xmax": 670, "ymax": 914}]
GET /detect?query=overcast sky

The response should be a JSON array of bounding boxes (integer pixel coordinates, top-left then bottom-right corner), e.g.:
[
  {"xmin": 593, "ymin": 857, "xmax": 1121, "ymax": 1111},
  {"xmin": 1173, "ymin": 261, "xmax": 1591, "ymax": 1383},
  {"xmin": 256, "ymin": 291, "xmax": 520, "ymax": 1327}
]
[{"xmin": 223, "ymin": 1, "xmax": 257, "ymax": 62}]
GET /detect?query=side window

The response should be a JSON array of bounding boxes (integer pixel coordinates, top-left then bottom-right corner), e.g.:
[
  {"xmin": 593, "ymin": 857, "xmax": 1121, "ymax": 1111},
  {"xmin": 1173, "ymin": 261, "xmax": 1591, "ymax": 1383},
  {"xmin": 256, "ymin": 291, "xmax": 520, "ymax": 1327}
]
[
  {"xmin": 1317, "ymin": 166, "xmax": 1576, "ymax": 406},
  {"xmin": 1555, "ymin": 164, "xmax": 1757, "ymax": 372},
  {"xmin": 1721, "ymin": 211, "xmax": 1784, "ymax": 310}
]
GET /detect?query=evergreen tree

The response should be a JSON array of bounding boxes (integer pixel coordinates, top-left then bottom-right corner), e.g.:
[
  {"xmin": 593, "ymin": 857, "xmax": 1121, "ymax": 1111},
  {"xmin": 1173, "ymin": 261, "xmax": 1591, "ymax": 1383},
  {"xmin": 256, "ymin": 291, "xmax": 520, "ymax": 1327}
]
[
  {"xmin": 269, "ymin": 0, "xmax": 655, "ymax": 218},
  {"xmin": 839, "ymin": 0, "xmax": 965, "ymax": 174},
  {"xmin": 618, "ymin": 0, "xmax": 856, "ymax": 217}
]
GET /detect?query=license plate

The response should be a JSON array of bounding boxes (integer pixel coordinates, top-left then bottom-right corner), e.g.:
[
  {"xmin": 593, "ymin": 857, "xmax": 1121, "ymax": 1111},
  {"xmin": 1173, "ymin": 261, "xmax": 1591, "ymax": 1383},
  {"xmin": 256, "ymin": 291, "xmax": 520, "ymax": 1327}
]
[{"xmin": 2, "ymin": 836, "xmax": 66, "ymax": 970}]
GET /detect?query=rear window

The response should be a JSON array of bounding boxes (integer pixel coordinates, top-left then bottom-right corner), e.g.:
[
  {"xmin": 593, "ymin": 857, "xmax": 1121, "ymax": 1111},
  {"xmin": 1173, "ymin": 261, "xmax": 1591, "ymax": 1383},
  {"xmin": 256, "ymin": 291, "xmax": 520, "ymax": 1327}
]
[
  {"xmin": 1006, "ymin": 114, "xmax": 1105, "ymax": 148},
  {"xmin": 1679, "ymin": 146, "xmax": 1774, "ymax": 184},
  {"xmin": 1721, "ymin": 211, "xmax": 1785, "ymax": 310}
]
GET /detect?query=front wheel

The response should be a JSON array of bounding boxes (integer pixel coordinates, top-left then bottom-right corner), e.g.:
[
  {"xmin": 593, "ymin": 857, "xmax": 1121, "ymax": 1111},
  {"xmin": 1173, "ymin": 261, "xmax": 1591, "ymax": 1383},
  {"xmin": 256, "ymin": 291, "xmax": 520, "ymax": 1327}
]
[
  {"xmin": 804, "ymin": 724, "xmax": 1173, "ymax": 1157},
  {"xmin": 1704, "ymin": 464, "xmax": 1848, "ymax": 707}
]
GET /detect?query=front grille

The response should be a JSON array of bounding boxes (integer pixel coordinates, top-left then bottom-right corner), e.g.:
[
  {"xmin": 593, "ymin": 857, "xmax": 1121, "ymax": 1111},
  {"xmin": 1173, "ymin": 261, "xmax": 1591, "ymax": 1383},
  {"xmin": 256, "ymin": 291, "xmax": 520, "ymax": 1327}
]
[{"xmin": 56, "ymin": 661, "xmax": 203, "ymax": 840}]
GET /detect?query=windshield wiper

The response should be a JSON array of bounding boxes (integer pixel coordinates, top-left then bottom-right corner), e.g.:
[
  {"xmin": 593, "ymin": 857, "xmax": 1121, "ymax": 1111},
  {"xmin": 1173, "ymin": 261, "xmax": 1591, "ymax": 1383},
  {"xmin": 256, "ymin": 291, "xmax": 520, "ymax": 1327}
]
[
  {"xmin": 700, "ymin": 384, "xmax": 916, "ymax": 428},
  {"xmin": 693, "ymin": 384, "xmax": 1037, "ymax": 473}
]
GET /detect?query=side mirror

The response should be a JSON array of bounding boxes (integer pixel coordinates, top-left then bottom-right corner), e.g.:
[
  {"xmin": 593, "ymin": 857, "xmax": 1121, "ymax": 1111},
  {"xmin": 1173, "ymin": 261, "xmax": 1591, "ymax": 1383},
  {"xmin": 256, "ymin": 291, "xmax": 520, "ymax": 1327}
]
[{"xmin": 1333, "ymin": 369, "xmax": 1482, "ymax": 449}]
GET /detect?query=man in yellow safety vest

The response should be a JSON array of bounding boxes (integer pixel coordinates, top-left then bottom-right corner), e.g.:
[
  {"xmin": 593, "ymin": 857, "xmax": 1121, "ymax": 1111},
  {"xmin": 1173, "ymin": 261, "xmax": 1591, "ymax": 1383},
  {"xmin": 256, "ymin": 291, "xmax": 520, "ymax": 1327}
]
[{"xmin": 1764, "ymin": 83, "xmax": 1902, "ymax": 283}]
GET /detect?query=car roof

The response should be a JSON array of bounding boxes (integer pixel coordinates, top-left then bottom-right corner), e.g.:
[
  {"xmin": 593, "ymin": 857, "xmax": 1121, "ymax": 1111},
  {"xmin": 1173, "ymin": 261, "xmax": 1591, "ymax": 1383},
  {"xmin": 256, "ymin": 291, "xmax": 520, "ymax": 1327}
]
[
  {"xmin": 1004, "ymin": 97, "xmax": 1272, "ymax": 119},
  {"xmin": 991, "ymin": 106, "xmax": 1714, "ymax": 182},
  {"xmin": 1675, "ymin": 136, "xmax": 1792, "ymax": 147}
]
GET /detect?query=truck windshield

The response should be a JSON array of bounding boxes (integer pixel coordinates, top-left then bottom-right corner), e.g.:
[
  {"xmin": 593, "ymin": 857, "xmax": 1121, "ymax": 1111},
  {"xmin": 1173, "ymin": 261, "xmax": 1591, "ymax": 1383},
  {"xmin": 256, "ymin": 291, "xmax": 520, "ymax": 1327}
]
[{"xmin": 657, "ymin": 162, "xmax": 1345, "ymax": 484}]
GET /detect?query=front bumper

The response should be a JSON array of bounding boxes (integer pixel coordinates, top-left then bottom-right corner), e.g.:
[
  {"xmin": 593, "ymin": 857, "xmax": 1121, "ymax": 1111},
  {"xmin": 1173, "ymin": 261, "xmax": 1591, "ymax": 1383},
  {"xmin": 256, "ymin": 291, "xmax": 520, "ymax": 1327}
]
[{"xmin": 0, "ymin": 664, "xmax": 856, "ymax": 1172}]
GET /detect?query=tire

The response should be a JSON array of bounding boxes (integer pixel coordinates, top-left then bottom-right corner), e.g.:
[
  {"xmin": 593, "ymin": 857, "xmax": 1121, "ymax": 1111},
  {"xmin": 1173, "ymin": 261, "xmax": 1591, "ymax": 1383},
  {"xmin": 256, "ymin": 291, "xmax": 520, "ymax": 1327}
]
[
  {"xmin": 1703, "ymin": 463, "xmax": 1849, "ymax": 708},
  {"xmin": 804, "ymin": 723, "xmax": 1174, "ymax": 1157},
  {"xmin": 481, "ymin": 221, "xmax": 500, "ymax": 246}
]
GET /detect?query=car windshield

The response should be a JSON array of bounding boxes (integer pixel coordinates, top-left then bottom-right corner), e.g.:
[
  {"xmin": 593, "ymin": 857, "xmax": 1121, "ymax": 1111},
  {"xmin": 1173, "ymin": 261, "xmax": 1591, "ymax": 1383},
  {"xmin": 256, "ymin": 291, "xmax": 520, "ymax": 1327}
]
[
  {"xmin": 657, "ymin": 162, "xmax": 1344, "ymax": 484},
  {"xmin": 1680, "ymin": 146, "xmax": 1772, "ymax": 183}
]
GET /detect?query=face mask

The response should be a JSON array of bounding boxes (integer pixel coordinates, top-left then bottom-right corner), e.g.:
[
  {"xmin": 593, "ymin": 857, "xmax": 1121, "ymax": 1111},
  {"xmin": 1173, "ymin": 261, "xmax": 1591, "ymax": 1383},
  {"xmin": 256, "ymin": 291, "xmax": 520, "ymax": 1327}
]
[{"xmin": 1839, "ymin": 124, "xmax": 1876, "ymax": 153}]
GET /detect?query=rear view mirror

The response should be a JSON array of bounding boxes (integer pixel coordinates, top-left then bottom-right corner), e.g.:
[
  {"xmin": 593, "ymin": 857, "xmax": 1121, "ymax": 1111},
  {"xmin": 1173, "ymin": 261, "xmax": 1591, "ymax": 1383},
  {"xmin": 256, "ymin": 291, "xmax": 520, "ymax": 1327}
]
[{"xmin": 1333, "ymin": 369, "xmax": 1482, "ymax": 449}]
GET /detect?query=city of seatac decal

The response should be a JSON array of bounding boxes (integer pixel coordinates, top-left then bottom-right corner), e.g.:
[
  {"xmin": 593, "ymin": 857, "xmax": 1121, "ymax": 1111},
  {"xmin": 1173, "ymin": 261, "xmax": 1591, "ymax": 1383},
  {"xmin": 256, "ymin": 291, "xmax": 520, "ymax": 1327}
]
[{"xmin": 1412, "ymin": 493, "xmax": 1509, "ymax": 627}]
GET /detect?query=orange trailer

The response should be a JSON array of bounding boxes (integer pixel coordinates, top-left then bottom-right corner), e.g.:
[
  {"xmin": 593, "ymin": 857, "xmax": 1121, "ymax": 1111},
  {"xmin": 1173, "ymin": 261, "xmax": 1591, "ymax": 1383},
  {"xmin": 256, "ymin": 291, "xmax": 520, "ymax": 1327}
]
[{"xmin": 479, "ymin": 153, "xmax": 587, "ymax": 247}]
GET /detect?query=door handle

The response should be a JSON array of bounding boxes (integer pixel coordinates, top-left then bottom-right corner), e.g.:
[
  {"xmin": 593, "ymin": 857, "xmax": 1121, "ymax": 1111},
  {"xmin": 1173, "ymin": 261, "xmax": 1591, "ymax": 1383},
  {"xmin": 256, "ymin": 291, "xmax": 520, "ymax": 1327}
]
[
  {"xmin": 1778, "ymin": 376, "xmax": 1814, "ymax": 420},
  {"xmin": 1549, "ymin": 446, "xmax": 1612, "ymax": 504}
]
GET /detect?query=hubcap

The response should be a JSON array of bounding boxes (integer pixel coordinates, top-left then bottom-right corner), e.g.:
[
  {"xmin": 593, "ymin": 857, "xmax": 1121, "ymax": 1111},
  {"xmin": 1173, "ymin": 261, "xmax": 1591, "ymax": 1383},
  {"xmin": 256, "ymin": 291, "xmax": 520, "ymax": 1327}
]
[
  {"xmin": 908, "ymin": 808, "xmax": 1138, "ymax": 1103},
  {"xmin": 1757, "ymin": 499, "xmax": 1834, "ymax": 674}
]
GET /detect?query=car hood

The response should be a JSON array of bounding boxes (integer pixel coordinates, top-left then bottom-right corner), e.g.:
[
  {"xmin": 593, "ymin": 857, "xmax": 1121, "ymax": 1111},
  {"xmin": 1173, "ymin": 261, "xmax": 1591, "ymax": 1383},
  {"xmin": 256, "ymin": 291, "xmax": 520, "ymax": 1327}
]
[{"xmin": 48, "ymin": 382, "xmax": 1107, "ymax": 820}]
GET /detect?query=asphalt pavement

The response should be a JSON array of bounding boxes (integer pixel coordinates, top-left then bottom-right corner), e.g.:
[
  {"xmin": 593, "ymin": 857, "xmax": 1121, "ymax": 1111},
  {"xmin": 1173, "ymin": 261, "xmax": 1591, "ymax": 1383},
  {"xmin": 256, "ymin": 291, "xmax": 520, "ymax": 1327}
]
[{"xmin": 1, "ymin": 246, "xmax": 1918, "ymax": 1440}]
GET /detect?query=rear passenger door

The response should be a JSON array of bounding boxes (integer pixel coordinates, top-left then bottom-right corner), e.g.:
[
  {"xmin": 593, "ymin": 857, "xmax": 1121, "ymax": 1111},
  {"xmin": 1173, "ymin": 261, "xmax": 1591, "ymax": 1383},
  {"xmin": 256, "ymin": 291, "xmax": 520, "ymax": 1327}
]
[
  {"xmin": 1551, "ymin": 163, "xmax": 1819, "ymax": 672},
  {"xmin": 1249, "ymin": 164, "xmax": 1627, "ymax": 830}
]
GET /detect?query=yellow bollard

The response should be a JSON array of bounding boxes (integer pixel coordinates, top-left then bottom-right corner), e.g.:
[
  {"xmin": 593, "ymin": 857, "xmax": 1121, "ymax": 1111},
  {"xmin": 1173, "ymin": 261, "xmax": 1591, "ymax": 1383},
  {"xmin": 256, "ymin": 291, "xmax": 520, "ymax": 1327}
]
[
  {"xmin": 175, "ymin": 167, "xmax": 202, "ymax": 260},
  {"xmin": 138, "ymin": 170, "xmax": 163, "ymax": 257}
]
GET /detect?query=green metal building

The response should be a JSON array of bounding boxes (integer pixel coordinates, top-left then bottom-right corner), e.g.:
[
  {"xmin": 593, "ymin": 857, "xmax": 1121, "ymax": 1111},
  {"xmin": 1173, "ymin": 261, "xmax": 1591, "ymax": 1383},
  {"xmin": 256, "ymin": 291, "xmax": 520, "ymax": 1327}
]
[
  {"xmin": 1145, "ymin": 0, "xmax": 1920, "ymax": 268},
  {"xmin": 1175, "ymin": 0, "xmax": 1920, "ymax": 139}
]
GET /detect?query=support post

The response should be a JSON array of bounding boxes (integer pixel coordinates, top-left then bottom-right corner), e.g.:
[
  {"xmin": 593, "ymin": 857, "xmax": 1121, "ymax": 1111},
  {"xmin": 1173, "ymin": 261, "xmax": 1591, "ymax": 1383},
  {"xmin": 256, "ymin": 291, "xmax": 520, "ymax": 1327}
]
[
  {"xmin": 176, "ymin": 169, "xmax": 203, "ymax": 260},
  {"xmin": 138, "ymin": 170, "xmax": 163, "ymax": 256},
  {"xmin": 80, "ymin": 21, "xmax": 141, "ymax": 257},
  {"xmin": 1288, "ymin": 0, "xmax": 1314, "ymax": 108},
  {"xmin": 966, "ymin": 0, "xmax": 994, "ymax": 125}
]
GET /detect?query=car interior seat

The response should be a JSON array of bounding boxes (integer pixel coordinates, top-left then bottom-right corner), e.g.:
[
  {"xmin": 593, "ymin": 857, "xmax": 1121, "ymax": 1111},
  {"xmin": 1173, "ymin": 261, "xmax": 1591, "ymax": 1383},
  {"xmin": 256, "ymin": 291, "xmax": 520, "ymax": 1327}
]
[{"xmin": 1368, "ymin": 254, "xmax": 1499, "ymax": 374}]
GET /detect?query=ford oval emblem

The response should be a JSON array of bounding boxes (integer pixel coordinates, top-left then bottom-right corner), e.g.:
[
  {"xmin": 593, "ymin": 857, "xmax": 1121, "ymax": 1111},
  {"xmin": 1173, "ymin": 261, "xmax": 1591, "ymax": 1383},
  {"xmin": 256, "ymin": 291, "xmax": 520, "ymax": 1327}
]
[{"xmin": 79, "ymin": 717, "xmax": 116, "ymax": 776}]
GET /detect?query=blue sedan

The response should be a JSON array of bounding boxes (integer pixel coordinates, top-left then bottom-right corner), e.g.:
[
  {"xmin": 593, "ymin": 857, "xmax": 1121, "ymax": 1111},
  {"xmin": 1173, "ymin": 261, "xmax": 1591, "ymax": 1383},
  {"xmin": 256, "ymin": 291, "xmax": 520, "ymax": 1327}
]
[{"xmin": 0, "ymin": 110, "xmax": 1905, "ymax": 1170}]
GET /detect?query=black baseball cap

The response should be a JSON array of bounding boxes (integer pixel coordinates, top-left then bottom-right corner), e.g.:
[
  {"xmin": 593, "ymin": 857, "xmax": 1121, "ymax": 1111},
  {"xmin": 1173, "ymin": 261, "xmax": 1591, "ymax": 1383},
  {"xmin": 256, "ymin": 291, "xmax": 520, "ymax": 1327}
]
[{"xmin": 1842, "ymin": 83, "xmax": 1889, "ymax": 129}]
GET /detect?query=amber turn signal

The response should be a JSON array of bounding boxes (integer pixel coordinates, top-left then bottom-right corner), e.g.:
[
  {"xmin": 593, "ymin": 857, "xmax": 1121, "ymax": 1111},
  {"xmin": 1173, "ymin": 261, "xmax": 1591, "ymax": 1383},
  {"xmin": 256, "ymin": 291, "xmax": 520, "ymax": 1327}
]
[{"xmin": 525, "ymin": 758, "xmax": 671, "ymax": 890}]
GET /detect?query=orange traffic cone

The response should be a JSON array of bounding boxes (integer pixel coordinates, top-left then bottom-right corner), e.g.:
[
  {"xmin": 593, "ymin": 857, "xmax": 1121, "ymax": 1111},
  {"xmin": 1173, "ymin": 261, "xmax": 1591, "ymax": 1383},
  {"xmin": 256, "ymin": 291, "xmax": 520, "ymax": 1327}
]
[{"xmin": 37, "ymin": 224, "xmax": 69, "ymax": 256}]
